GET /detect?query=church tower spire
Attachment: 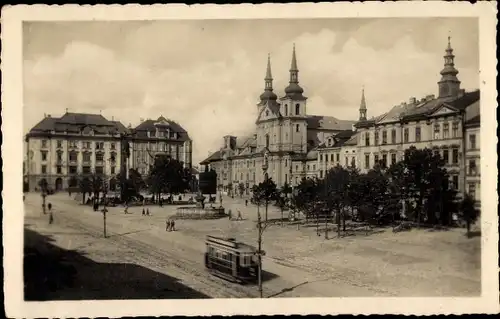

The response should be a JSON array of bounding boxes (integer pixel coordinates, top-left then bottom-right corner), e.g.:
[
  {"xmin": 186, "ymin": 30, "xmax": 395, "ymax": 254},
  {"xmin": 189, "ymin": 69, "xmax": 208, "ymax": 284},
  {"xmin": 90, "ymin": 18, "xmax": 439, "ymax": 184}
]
[
  {"xmin": 259, "ymin": 53, "xmax": 278, "ymax": 103},
  {"xmin": 284, "ymin": 44, "xmax": 305, "ymax": 99},
  {"xmin": 438, "ymin": 35, "xmax": 461, "ymax": 98},
  {"xmin": 359, "ymin": 86, "xmax": 367, "ymax": 121}
]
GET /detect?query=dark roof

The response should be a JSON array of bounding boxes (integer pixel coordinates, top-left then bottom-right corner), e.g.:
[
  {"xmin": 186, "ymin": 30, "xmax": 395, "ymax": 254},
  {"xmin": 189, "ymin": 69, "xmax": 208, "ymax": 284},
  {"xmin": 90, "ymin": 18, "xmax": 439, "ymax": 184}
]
[
  {"xmin": 133, "ymin": 116, "xmax": 190, "ymax": 141},
  {"xmin": 28, "ymin": 112, "xmax": 125, "ymax": 135},
  {"xmin": 465, "ymin": 114, "xmax": 480, "ymax": 126},
  {"xmin": 307, "ymin": 115, "xmax": 356, "ymax": 131},
  {"xmin": 446, "ymin": 90, "xmax": 480, "ymax": 110},
  {"xmin": 321, "ymin": 130, "xmax": 356, "ymax": 148},
  {"xmin": 200, "ymin": 150, "xmax": 222, "ymax": 164}
]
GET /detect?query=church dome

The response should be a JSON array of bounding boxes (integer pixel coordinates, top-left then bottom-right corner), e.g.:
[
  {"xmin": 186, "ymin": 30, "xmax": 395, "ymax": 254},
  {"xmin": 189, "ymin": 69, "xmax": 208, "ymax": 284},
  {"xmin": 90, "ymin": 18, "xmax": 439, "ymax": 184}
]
[
  {"xmin": 284, "ymin": 83, "xmax": 304, "ymax": 95},
  {"xmin": 260, "ymin": 90, "xmax": 278, "ymax": 101}
]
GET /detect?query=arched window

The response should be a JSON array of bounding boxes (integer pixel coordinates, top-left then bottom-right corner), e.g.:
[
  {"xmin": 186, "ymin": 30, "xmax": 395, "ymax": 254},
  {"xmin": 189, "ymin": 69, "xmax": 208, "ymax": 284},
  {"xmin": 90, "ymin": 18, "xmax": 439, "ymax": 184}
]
[
  {"xmin": 295, "ymin": 103, "xmax": 300, "ymax": 115},
  {"xmin": 284, "ymin": 104, "xmax": 288, "ymax": 116},
  {"xmin": 265, "ymin": 134, "xmax": 270, "ymax": 148}
]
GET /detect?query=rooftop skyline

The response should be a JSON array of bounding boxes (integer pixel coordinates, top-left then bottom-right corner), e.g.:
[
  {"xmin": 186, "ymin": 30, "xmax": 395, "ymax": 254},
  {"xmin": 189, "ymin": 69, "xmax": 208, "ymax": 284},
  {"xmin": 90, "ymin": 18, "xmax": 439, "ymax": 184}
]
[{"xmin": 23, "ymin": 18, "xmax": 479, "ymax": 164}]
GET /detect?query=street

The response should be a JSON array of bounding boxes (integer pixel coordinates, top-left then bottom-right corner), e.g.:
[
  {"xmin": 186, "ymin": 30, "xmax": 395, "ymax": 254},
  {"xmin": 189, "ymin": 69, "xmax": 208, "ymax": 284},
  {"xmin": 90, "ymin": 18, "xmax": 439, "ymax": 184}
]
[{"xmin": 24, "ymin": 192, "xmax": 481, "ymax": 299}]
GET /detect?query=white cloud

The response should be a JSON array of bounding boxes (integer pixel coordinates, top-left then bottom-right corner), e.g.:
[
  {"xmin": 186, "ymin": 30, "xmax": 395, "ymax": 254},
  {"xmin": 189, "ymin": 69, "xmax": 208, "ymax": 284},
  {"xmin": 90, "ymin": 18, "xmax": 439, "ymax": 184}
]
[{"xmin": 23, "ymin": 23, "xmax": 479, "ymax": 166}]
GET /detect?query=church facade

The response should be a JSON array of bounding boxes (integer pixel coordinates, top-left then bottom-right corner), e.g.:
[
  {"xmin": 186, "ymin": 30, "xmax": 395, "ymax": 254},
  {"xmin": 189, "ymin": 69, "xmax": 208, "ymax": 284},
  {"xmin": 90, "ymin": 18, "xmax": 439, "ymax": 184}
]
[{"xmin": 200, "ymin": 46, "xmax": 356, "ymax": 192}]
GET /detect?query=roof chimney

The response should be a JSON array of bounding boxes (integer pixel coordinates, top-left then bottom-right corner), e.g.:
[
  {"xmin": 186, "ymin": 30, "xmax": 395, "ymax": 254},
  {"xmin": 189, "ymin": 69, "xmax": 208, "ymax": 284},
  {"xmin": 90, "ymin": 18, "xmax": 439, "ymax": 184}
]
[
  {"xmin": 426, "ymin": 94, "xmax": 435, "ymax": 100},
  {"xmin": 409, "ymin": 97, "xmax": 416, "ymax": 105}
]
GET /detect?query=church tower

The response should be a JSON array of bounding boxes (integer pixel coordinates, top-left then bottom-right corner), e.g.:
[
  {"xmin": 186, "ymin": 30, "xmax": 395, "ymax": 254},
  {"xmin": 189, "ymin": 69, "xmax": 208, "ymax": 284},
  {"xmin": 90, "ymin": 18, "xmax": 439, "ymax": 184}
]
[
  {"xmin": 438, "ymin": 36, "xmax": 461, "ymax": 99},
  {"xmin": 359, "ymin": 86, "xmax": 367, "ymax": 121},
  {"xmin": 280, "ymin": 44, "xmax": 308, "ymax": 154},
  {"xmin": 258, "ymin": 53, "xmax": 278, "ymax": 108}
]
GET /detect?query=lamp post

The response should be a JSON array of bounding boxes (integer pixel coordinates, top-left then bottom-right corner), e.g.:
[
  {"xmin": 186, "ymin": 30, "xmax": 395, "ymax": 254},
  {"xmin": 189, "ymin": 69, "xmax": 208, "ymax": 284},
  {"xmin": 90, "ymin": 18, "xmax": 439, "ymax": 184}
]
[{"xmin": 256, "ymin": 150, "xmax": 269, "ymax": 298}]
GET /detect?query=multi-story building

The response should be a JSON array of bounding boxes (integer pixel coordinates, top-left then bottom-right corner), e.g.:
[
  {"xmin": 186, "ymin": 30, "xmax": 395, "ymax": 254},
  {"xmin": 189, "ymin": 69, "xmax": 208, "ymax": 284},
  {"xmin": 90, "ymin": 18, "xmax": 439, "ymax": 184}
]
[
  {"xmin": 464, "ymin": 100, "xmax": 480, "ymax": 208},
  {"xmin": 25, "ymin": 112, "xmax": 127, "ymax": 191},
  {"xmin": 316, "ymin": 129, "xmax": 358, "ymax": 179},
  {"xmin": 354, "ymin": 37, "xmax": 480, "ymax": 199},
  {"xmin": 129, "ymin": 116, "xmax": 192, "ymax": 177},
  {"xmin": 200, "ymin": 46, "xmax": 356, "ymax": 190},
  {"xmin": 25, "ymin": 112, "xmax": 193, "ymax": 192}
]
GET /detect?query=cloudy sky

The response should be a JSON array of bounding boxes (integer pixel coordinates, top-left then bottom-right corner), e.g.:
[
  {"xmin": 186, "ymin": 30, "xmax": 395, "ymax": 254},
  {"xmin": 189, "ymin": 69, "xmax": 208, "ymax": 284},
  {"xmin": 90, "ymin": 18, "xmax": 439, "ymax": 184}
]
[{"xmin": 23, "ymin": 18, "xmax": 479, "ymax": 165}]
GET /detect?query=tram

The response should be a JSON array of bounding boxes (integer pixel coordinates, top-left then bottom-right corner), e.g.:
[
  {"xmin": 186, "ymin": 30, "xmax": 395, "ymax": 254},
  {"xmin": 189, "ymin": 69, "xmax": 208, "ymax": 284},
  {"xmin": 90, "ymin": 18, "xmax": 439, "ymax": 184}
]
[{"xmin": 204, "ymin": 235, "xmax": 259, "ymax": 284}]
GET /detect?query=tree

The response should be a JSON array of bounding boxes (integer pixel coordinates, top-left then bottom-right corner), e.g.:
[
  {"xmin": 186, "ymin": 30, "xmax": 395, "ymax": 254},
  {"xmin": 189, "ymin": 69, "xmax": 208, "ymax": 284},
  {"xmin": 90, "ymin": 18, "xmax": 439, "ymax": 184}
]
[
  {"xmin": 396, "ymin": 147, "xmax": 456, "ymax": 227},
  {"xmin": 78, "ymin": 176, "xmax": 92, "ymax": 204},
  {"xmin": 290, "ymin": 177, "xmax": 320, "ymax": 223},
  {"xmin": 275, "ymin": 190, "xmax": 288, "ymax": 226},
  {"xmin": 238, "ymin": 182, "xmax": 245, "ymax": 198},
  {"xmin": 459, "ymin": 194, "xmax": 479, "ymax": 237},
  {"xmin": 253, "ymin": 178, "xmax": 278, "ymax": 222},
  {"xmin": 147, "ymin": 156, "xmax": 190, "ymax": 201},
  {"xmin": 321, "ymin": 166, "xmax": 352, "ymax": 237}
]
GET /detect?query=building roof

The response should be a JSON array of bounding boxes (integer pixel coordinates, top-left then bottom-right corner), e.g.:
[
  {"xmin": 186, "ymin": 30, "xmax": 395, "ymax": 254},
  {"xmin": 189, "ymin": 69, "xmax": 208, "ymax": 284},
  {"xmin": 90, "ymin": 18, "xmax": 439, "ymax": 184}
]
[
  {"xmin": 200, "ymin": 150, "xmax": 222, "ymax": 164},
  {"xmin": 28, "ymin": 112, "xmax": 125, "ymax": 135},
  {"xmin": 133, "ymin": 116, "xmax": 190, "ymax": 141},
  {"xmin": 307, "ymin": 115, "xmax": 356, "ymax": 131}
]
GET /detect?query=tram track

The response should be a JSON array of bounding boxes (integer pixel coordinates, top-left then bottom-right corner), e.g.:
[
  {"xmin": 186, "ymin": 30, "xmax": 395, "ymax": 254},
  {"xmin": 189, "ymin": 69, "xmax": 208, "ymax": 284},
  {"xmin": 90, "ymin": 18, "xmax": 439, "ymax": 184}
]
[{"xmin": 54, "ymin": 213, "xmax": 269, "ymax": 299}]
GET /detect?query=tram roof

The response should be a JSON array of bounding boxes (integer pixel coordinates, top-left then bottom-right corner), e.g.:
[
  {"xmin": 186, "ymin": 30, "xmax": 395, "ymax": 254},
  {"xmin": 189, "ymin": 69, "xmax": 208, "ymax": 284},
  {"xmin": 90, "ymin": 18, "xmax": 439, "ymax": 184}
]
[{"xmin": 206, "ymin": 235, "xmax": 256, "ymax": 254}]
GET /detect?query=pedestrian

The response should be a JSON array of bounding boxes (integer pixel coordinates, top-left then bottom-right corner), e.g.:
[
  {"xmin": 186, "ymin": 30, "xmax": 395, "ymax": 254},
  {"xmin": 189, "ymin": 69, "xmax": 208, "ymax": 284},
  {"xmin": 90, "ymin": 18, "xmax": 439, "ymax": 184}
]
[
  {"xmin": 142, "ymin": 208, "xmax": 145, "ymax": 216},
  {"xmin": 237, "ymin": 210, "xmax": 243, "ymax": 221},
  {"xmin": 124, "ymin": 205, "xmax": 129, "ymax": 214},
  {"xmin": 166, "ymin": 220, "xmax": 170, "ymax": 231},
  {"xmin": 69, "ymin": 190, "xmax": 72, "ymax": 197},
  {"xmin": 245, "ymin": 199, "xmax": 248, "ymax": 206},
  {"xmin": 146, "ymin": 208, "xmax": 150, "ymax": 216},
  {"xmin": 171, "ymin": 219, "xmax": 176, "ymax": 231},
  {"xmin": 228, "ymin": 209, "xmax": 232, "ymax": 220},
  {"xmin": 48, "ymin": 203, "xmax": 53, "ymax": 224}
]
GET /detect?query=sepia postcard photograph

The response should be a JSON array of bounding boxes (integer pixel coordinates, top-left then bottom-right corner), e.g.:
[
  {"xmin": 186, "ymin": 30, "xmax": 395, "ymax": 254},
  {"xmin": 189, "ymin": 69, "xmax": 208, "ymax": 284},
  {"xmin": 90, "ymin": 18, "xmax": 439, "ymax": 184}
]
[{"xmin": 2, "ymin": 2, "xmax": 499, "ymax": 318}]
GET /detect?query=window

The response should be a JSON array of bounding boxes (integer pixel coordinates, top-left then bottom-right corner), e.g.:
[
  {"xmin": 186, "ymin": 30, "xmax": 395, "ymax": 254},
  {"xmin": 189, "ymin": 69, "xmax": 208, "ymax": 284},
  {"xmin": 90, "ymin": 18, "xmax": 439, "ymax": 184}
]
[
  {"xmin": 452, "ymin": 148, "xmax": 459, "ymax": 164},
  {"xmin": 285, "ymin": 173, "xmax": 288, "ymax": 182},
  {"xmin": 95, "ymin": 167, "xmax": 104, "ymax": 175},
  {"xmin": 469, "ymin": 134, "xmax": 476, "ymax": 149},
  {"xmin": 96, "ymin": 153, "xmax": 104, "ymax": 162},
  {"xmin": 345, "ymin": 157, "xmax": 348, "ymax": 167},
  {"xmin": 83, "ymin": 152, "xmax": 91, "ymax": 162},
  {"xmin": 351, "ymin": 157, "xmax": 356, "ymax": 168},
  {"xmin": 295, "ymin": 165, "xmax": 299, "ymax": 171},
  {"xmin": 69, "ymin": 140, "xmax": 78, "ymax": 148},
  {"xmin": 325, "ymin": 154, "xmax": 329, "ymax": 163},
  {"xmin": 95, "ymin": 142, "xmax": 104, "ymax": 150},
  {"xmin": 391, "ymin": 129, "xmax": 396, "ymax": 144},
  {"xmin": 265, "ymin": 134, "xmax": 270, "ymax": 148},
  {"xmin": 433, "ymin": 123, "xmax": 440, "ymax": 140},
  {"xmin": 56, "ymin": 166, "xmax": 62, "ymax": 174},
  {"xmin": 296, "ymin": 124, "xmax": 300, "ymax": 132},
  {"xmin": 69, "ymin": 166, "xmax": 77, "ymax": 174},
  {"xmin": 111, "ymin": 167, "xmax": 115, "ymax": 175},
  {"xmin": 365, "ymin": 133, "xmax": 370, "ymax": 146},
  {"xmin": 312, "ymin": 164, "xmax": 316, "ymax": 170},
  {"xmin": 403, "ymin": 128, "xmax": 409, "ymax": 143},
  {"xmin": 295, "ymin": 103, "xmax": 300, "ymax": 115},
  {"xmin": 415, "ymin": 126, "xmax": 421, "ymax": 142},
  {"xmin": 57, "ymin": 140, "xmax": 62, "ymax": 148},
  {"xmin": 443, "ymin": 149, "xmax": 449, "ymax": 164},
  {"xmin": 83, "ymin": 166, "xmax": 91, "ymax": 174},
  {"xmin": 365, "ymin": 154, "xmax": 370, "ymax": 169},
  {"xmin": 382, "ymin": 154, "xmax": 387, "ymax": 168},
  {"xmin": 284, "ymin": 104, "xmax": 288, "ymax": 116},
  {"xmin": 374, "ymin": 154, "xmax": 379, "ymax": 165},
  {"xmin": 41, "ymin": 165, "xmax": 47, "ymax": 174},
  {"xmin": 451, "ymin": 175, "xmax": 459, "ymax": 190},
  {"xmin": 307, "ymin": 165, "xmax": 310, "ymax": 171},
  {"xmin": 468, "ymin": 183, "xmax": 476, "ymax": 199},
  {"xmin": 382, "ymin": 130, "xmax": 387, "ymax": 145},
  {"xmin": 374, "ymin": 131, "xmax": 379, "ymax": 145},
  {"xmin": 336, "ymin": 153, "xmax": 339, "ymax": 162},
  {"xmin": 443, "ymin": 122, "xmax": 450, "ymax": 139},
  {"xmin": 41, "ymin": 151, "xmax": 47, "ymax": 161},
  {"xmin": 319, "ymin": 171, "xmax": 323, "ymax": 178},
  {"xmin": 469, "ymin": 160, "xmax": 477, "ymax": 175},
  {"xmin": 391, "ymin": 153, "xmax": 397, "ymax": 165},
  {"xmin": 41, "ymin": 140, "xmax": 48, "ymax": 148},
  {"xmin": 56, "ymin": 152, "xmax": 63, "ymax": 162},
  {"xmin": 265, "ymin": 110, "xmax": 269, "ymax": 116},
  {"xmin": 452, "ymin": 122, "xmax": 459, "ymax": 137},
  {"xmin": 319, "ymin": 154, "xmax": 323, "ymax": 161},
  {"xmin": 285, "ymin": 159, "xmax": 287, "ymax": 167},
  {"xmin": 240, "ymin": 173, "xmax": 243, "ymax": 180},
  {"xmin": 111, "ymin": 142, "xmax": 116, "ymax": 150}
]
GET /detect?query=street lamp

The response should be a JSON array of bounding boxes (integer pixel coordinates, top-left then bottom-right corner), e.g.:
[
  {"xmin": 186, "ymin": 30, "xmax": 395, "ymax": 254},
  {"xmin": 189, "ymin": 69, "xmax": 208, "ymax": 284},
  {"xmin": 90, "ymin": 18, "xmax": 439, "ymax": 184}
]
[{"xmin": 255, "ymin": 150, "xmax": 269, "ymax": 298}]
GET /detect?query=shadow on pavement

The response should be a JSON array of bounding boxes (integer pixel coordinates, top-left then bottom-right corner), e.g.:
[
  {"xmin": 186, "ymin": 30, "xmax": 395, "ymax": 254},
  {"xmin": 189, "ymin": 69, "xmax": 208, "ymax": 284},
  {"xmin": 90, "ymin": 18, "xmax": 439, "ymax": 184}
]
[{"xmin": 24, "ymin": 228, "xmax": 210, "ymax": 300}]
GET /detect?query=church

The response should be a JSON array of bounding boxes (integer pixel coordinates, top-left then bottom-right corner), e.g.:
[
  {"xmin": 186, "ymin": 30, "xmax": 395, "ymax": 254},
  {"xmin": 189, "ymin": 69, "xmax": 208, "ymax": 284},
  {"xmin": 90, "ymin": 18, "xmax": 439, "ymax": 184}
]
[{"xmin": 200, "ymin": 46, "xmax": 356, "ymax": 192}]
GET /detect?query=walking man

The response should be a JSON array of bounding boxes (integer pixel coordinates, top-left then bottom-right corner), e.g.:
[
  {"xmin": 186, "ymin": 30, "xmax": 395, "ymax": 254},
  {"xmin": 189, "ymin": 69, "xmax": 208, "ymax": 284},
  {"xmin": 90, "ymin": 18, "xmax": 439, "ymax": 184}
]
[
  {"xmin": 236, "ymin": 210, "xmax": 243, "ymax": 221},
  {"xmin": 142, "ymin": 208, "xmax": 145, "ymax": 216},
  {"xmin": 245, "ymin": 199, "xmax": 248, "ymax": 206},
  {"xmin": 228, "ymin": 209, "xmax": 232, "ymax": 220},
  {"xmin": 166, "ymin": 220, "xmax": 170, "ymax": 231},
  {"xmin": 146, "ymin": 208, "xmax": 150, "ymax": 216},
  {"xmin": 171, "ymin": 219, "xmax": 176, "ymax": 231},
  {"xmin": 48, "ymin": 203, "xmax": 54, "ymax": 224}
]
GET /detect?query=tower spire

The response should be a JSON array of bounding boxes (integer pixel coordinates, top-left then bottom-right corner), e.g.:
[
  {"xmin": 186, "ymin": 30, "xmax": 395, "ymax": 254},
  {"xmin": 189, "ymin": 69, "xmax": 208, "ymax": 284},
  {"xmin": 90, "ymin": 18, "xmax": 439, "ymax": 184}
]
[
  {"xmin": 359, "ymin": 86, "xmax": 367, "ymax": 121},
  {"xmin": 259, "ymin": 53, "xmax": 277, "ymax": 103},
  {"xmin": 438, "ymin": 34, "xmax": 461, "ymax": 98},
  {"xmin": 284, "ymin": 44, "xmax": 304, "ymax": 98}
]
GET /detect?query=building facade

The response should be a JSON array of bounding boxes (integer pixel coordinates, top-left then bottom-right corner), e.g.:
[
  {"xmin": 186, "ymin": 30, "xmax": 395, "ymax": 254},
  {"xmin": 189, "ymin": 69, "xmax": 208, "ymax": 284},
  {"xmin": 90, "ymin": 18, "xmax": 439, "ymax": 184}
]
[
  {"xmin": 129, "ymin": 116, "xmax": 192, "ymax": 177},
  {"xmin": 353, "ymin": 37, "xmax": 480, "ymax": 200},
  {"xmin": 25, "ymin": 112, "xmax": 193, "ymax": 192},
  {"xmin": 25, "ymin": 112, "xmax": 127, "ymax": 191},
  {"xmin": 200, "ymin": 46, "xmax": 356, "ymax": 191}
]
